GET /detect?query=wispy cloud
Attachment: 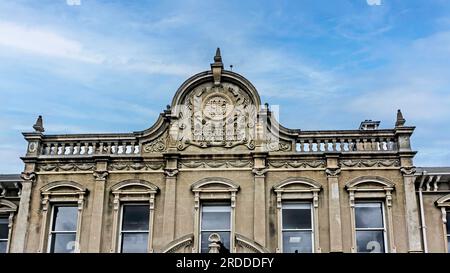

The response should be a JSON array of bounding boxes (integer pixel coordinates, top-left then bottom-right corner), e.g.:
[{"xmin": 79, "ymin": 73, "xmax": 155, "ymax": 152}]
[{"xmin": 0, "ymin": 21, "xmax": 103, "ymax": 63}]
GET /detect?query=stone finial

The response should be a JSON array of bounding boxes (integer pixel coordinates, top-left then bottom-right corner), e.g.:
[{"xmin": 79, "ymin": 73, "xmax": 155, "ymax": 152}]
[
  {"xmin": 207, "ymin": 233, "xmax": 222, "ymax": 253},
  {"xmin": 33, "ymin": 115, "xmax": 45, "ymax": 133},
  {"xmin": 395, "ymin": 109, "xmax": 406, "ymax": 127},
  {"xmin": 211, "ymin": 47, "xmax": 223, "ymax": 86}
]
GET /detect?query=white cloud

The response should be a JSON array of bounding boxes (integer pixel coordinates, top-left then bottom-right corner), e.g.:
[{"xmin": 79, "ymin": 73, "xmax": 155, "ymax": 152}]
[{"xmin": 0, "ymin": 21, "xmax": 103, "ymax": 63}]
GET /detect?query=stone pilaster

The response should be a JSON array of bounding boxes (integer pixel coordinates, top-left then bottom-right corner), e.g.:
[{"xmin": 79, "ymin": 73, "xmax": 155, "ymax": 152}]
[
  {"xmin": 10, "ymin": 171, "xmax": 36, "ymax": 253},
  {"xmin": 252, "ymin": 152, "xmax": 268, "ymax": 247},
  {"xmin": 396, "ymin": 122, "xmax": 423, "ymax": 252},
  {"xmin": 162, "ymin": 152, "xmax": 179, "ymax": 244},
  {"xmin": 87, "ymin": 159, "xmax": 109, "ymax": 252},
  {"xmin": 325, "ymin": 154, "xmax": 343, "ymax": 252}
]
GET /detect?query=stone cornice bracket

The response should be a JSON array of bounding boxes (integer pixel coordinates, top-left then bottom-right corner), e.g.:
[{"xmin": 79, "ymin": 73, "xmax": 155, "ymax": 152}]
[
  {"xmin": 252, "ymin": 167, "xmax": 268, "ymax": 177},
  {"xmin": 164, "ymin": 168, "xmax": 179, "ymax": 177},
  {"xmin": 400, "ymin": 166, "xmax": 416, "ymax": 176},
  {"xmin": 210, "ymin": 47, "xmax": 223, "ymax": 86},
  {"xmin": 20, "ymin": 171, "xmax": 36, "ymax": 183},
  {"xmin": 93, "ymin": 170, "xmax": 109, "ymax": 181},
  {"xmin": 325, "ymin": 168, "xmax": 341, "ymax": 177}
]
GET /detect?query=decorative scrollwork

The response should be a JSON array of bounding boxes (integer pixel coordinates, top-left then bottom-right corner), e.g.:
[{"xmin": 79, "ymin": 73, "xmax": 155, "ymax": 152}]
[
  {"xmin": 37, "ymin": 163, "xmax": 95, "ymax": 172},
  {"xmin": 179, "ymin": 160, "xmax": 253, "ymax": 169},
  {"xmin": 268, "ymin": 160, "xmax": 326, "ymax": 169},
  {"xmin": 143, "ymin": 135, "xmax": 167, "ymax": 153},
  {"xmin": 108, "ymin": 162, "xmax": 164, "ymax": 171},
  {"xmin": 339, "ymin": 159, "xmax": 400, "ymax": 168}
]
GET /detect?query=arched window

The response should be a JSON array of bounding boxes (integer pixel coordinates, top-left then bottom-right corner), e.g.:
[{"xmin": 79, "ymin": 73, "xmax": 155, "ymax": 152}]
[
  {"xmin": 435, "ymin": 194, "xmax": 450, "ymax": 252},
  {"xmin": 39, "ymin": 181, "xmax": 87, "ymax": 253},
  {"xmin": 110, "ymin": 180, "xmax": 159, "ymax": 253},
  {"xmin": 345, "ymin": 176, "xmax": 395, "ymax": 253},
  {"xmin": 273, "ymin": 178, "xmax": 322, "ymax": 253},
  {"xmin": 0, "ymin": 199, "xmax": 18, "ymax": 253},
  {"xmin": 191, "ymin": 177, "xmax": 239, "ymax": 253}
]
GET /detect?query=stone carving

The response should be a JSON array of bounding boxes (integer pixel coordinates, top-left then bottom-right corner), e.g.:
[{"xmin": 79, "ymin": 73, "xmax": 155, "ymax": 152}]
[
  {"xmin": 108, "ymin": 162, "xmax": 164, "ymax": 171},
  {"xmin": 28, "ymin": 142, "xmax": 38, "ymax": 153},
  {"xmin": 20, "ymin": 171, "xmax": 36, "ymax": 183},
  {"xmin": 252, "ymin": 167, "xmax": 268, "ymax": 177},
  {"xmin": 93, "ymin": 170, "xmax": 109, "ymax": 181},
  {"xmin": 208, "ymin": 233, "xmax": 222, "ymax": 253},
  {"xmin": 37, "ymin": 163, "xmax": 95, "ymax": 172},
  {"xmin": 143, "ymin": 134, "xmax": 167, "ymax": 153},
  {"xmin": 179, "ymin": 160, "xmax": 253, "ymax": 169},
  {"xmin": 339, "ymin": 159, "xmax": 400, "ymax": 168},
  {"xmin": 164, "ymin": 168, "xmax": 179, "ymax": 177},
  {"xmin": 265, "ymin": 136, "xmax": 291, "ymax": 152},
  {"xmin": 268, "ymin": 160, "xmax": 326, "ymax": 169},
  {"xmin": 173, "ymin": 81, "xmax": 257, "ymax": 151},
  {"xmin": 400, "ymin": 166, "xmax": 416, "ymax": 175},
  {"xmin": 325, "ymin": 168, "xmax": 341, "ymax": 177}
]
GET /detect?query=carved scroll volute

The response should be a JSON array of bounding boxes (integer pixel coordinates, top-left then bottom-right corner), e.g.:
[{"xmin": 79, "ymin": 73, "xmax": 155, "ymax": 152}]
[
  {"xmin": 313, "ymin": 191, "xmax": 319, "ymax": 208},
  {"xmin": 349, "ymin": 191, "xmax": 355, "ymax": 208},
  {"xmin": 113, "ymin": 194, "xmax": 120, "ymax": 211},
  {"xmin": 276, "ymin": 192, "xmax": 282, "ymax": 209},
  {"xmin": 194, "ymin": 192, "xmax": 200, "ymax": 210}
]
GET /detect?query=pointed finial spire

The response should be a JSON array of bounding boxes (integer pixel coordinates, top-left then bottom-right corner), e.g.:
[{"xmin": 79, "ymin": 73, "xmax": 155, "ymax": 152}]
[
  {"xmin": 214, "ymin": 47, "xmax": 222, "ymax": 63},
  {"xmin": 33, "ymin": 115, "xmax": 45, "ymax": 133},
  {"xmin": 211, "ymin": 47, "xmax": 223, "ymax": 86},
  {"xmin": 395, "ymin": 109, "xmax": 406, "ymax": 127}
]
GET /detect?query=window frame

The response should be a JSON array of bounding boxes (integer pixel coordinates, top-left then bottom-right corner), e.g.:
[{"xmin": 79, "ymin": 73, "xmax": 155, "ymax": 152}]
[
  {"xmin": 280, "ymin": 201, "xmax": 314, "ymax": 253},
  {"xmin": 199, "ymin": 202, "xmax": 232, "ymax": 253},
  {"xmin": 118, "ymin": 203, "xmax": 151, "ymax": 253},
  {"xmin": 110, "ymin": 180, "xmax": 158, "ymax": 253},
  {"xmin": 354, "ymin": 201, "xmax": 388, "ymax": 253},
  {"xmin": 435, "ymin": 194, "xmax": 450, "ymax": 252},
  {"xmin": 191, "ymin": 177, "xmax": 239, "ymax": 253},
  {"xmin": 273, "ymin": 178, "xmax": 322, "ymax": 253},
  {"xmin": 47, "ymin": 203, "xmax": 79, "ymax": 253},
  {"xmin": 346, "ymin": 176, "xmax": 396, "ymax": 253},
  {"xmin": 0, "ymin": 199, "xmax": 17, "ymax": 253},
  {"xmin": 38, "ymin": 181, "xmax": 86, "ymax": 253}
]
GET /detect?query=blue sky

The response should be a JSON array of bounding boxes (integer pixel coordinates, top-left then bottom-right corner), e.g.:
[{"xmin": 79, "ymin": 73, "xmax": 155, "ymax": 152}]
[{"xmin": 1, "ymin": 0, "xmax": 450, "ymax": 172}]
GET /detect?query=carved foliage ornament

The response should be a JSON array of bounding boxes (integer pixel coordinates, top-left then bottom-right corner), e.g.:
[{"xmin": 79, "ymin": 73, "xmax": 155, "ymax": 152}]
[
  {"xmin": 179, "ymin": 160, "xmax": 253, "ymax": 169},
  {"xmin": 400, "ymin": 166, "xmax": 416, "ymax": 176},
  {"xmin": 108, "ymin": 162, "xmax": 164, "ymax": 171},
  {"xmin": 143, "ymin": 134, "xmax": 167, "ymax": 153},
  {"xmin": 37, "ymin": 163, "xmax": 95, "ymax": 172},
  {"xmin": 339, "ymin": 159, "xmax": 400, "ymax": 168},
  {"xmin": 268, "ymin": 160, "xmax": 326, "ymax": 169}
]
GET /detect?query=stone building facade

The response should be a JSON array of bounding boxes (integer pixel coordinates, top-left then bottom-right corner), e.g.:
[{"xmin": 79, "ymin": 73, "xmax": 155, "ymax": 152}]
[{"xmin": 1, "ymin": 49, "xmax": 449, "ymax": 253}]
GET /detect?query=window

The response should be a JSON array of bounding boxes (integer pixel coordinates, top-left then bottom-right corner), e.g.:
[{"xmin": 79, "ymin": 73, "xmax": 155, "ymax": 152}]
[
  {"xmin": 200, "ymin": 203, "xmax": 231, "ymax": 253},
  {"xmin": 119, "ymin": 204, "xmax": 150, "ymax": 253},
  {"xmin": 281, "ymin": 202, "xmax": 313, "ymax": 253},
  {"xmin": 447, "ymin": 211, "xmax": 450, "ymax": 253},
  {"xmin": 0, "ymin": 216, "xmax": 8, "ymax": 253},
  {"xmin": 48, "ymin": 205, "xmax": 78, "ymax": 253},
  {"xmin": 355, "ymin": 202, "xmax": 386, "ymax": 253}
]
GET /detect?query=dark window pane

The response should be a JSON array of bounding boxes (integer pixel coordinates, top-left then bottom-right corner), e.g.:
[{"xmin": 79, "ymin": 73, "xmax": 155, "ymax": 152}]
[
  {"xmin": 201, "ymin": 205, "xmax": 230, "ymax": 230},
  {"xmin": 356, "ymin": 230, "xmax": 385, "ymax": 253},
  {"xmin": 50, "ymin": 233, "xmax": 76, "ymax": 253},
  {"xmin": 52, "ymin": 206, "xmax": 77, "ymax": 231},
  {"xmin": 355, "ymin": 203, "xmax": 383, "ymax": 229},
  {"xmin": 121, "ymin": 233, "xmax": 148, "ymax": 253},
  {"xmin": 0, "ymin": 217, "xmax": 8, "ymax": 239},
  {"xmin": 446, "ymin": 213, "xmax": 450, "ymax": 234},
  {"xmin": 282, "ymin": 231, "xmax": 312, "ymax": 253},
  {"xmin": 122, "ymin": 205, "xmax": 149, "ymax": 231},
  {"xmin": 200, "ymin": 231, "xmax": 230, "ymax": 253},
  {"xmin": 0, "ymin": 241, "xmax": 6, "ymax": 253},
  {"xmin": 282, "ymin": 203, "xmax": 311, "ymax": 230}
]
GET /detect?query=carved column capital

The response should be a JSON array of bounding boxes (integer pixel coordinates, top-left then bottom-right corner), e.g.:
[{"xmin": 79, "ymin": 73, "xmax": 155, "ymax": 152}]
[
  {"xmin": 20, "ymin": 171, "xmax": 36, "ymax": 183},
  {"xmin": 252, "ymin": 167, "xmax": 268, "ymax": 177},
  {"xmin": 164, "ymin": 168, "xmax": 179, "ymax": 177},
  {"xmin": 325, "ymin": 168, "xmax": 341, "ymax": 177},
  {"xmin": 400, "ymin": 166, "xmax": 416, "ymax": 176},
  {"xmin": 93, "ymin": 170, "xmax": 109, "ymax": 181}
]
